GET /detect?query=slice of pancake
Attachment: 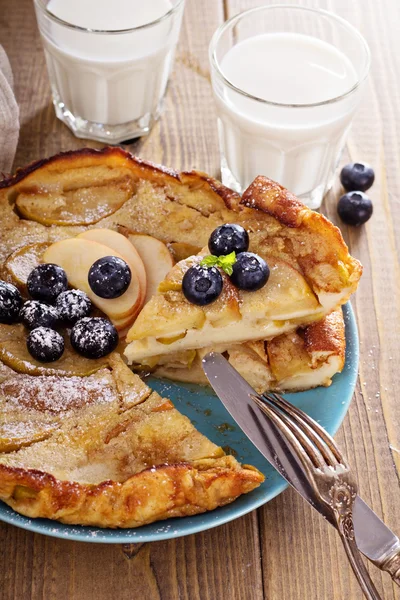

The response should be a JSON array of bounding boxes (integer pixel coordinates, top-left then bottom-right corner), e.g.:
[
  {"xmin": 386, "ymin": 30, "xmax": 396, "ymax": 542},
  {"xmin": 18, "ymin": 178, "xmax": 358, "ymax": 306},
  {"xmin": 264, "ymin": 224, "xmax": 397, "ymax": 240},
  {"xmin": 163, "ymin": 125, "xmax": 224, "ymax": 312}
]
[
  {"xmin": 122, "ymin": 172, "xmax": 360, "ymax": 365},
  {"xmin": 0, "ymin": 355, "xmax": 263, "ymax": 528},
  {"xmin": 154, "ymin": 310, "xmax": 346, "ymax": 393},
  {"xmin": 124, "ymin": 222, "xmax": 357, "ymax": 366}
]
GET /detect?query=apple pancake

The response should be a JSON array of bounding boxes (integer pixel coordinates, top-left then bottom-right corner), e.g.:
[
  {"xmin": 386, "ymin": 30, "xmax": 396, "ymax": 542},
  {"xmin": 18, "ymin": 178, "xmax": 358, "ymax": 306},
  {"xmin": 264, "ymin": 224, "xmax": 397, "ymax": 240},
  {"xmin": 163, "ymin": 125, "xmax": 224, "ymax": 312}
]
[
  {"xmin": 154, "ymin": 309, "xmax": 345, "ymax": 393},
  {"xmin": 0, "ymin": 148, "xmax": 359, "ymax": 528},
  {"xmin": 0, "ymin": 355, "xmax": 263, "ymax": 527}
]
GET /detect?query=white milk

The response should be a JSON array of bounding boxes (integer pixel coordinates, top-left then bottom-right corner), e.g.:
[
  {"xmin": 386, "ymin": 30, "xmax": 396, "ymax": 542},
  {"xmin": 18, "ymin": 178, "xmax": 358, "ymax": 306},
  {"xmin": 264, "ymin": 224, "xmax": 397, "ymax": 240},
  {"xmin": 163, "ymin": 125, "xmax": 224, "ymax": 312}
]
[
  {"xmin": 42, "ymin": 0, "xmax": 179, "ymax": 127},
  {"xmin": 215, "ymin": 33, "xmax": 359, "ymax": 205}
]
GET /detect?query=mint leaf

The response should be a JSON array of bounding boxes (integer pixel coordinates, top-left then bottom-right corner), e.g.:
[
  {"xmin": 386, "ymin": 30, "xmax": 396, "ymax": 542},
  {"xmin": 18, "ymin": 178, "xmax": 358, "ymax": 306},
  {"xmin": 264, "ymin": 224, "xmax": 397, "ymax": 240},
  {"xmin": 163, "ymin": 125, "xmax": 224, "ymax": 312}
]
[
  {"xmin": 200, "ymin": 255, "xmax": 219, "ymax": 268},
  {"xmin": 218, "ymin": 251, "xmax": 236, "ymax": 275},
  {"xmin": 200, "ymin": 252, "xmax": 236, "ymax": 275}
]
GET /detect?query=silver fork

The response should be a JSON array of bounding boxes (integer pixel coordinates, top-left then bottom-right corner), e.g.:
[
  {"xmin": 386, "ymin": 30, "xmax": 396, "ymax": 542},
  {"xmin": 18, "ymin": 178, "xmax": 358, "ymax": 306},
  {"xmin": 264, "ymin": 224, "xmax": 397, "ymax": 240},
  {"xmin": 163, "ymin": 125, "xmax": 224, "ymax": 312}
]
[{"xmin": 251, "ymin": 391, "xmax": 382, "ymax": 600}]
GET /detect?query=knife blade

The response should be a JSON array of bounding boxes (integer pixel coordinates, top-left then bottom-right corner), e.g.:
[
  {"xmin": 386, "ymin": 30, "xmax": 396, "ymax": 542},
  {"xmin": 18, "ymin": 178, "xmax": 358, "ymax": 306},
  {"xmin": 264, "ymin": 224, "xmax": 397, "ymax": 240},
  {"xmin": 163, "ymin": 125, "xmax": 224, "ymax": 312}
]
[
  {"xmin": 202, "ymin": 351, "xmax": 400, "ymax": 566},
  {"xmin": 353, "ymin": 497, "xmax": 400, "ymax": 564}
]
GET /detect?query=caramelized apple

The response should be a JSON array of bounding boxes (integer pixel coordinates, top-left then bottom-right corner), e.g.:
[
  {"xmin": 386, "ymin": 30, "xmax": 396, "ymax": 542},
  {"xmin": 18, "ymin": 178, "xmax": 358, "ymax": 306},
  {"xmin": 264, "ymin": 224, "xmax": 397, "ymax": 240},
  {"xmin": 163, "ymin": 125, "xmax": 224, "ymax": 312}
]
[
  {"xmin": 240, "ymin": 257, "xmax": 320, "ymax": 321},
  {"xmin": 2, "ymin": 242, "xmax": 50, "ymax": 294},
  {"xmin": 15, "ymin": 180, "xmax": 134, "ymax": 226},
  {"xmin": 0, "ymin": 324, "xmax": 109, "ymax": 377}
]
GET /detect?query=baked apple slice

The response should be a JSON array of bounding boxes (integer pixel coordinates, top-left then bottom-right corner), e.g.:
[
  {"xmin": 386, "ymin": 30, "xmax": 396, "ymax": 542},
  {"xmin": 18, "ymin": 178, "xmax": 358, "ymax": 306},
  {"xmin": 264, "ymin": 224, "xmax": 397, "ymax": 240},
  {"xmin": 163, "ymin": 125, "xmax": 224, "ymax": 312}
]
[
  {"xmin": 15, "ymin": 180, "xmax": 134, "ymax": 226},
  {"xmin": 128, "ymin": 233, "xmax": 174, "ymax": 303},
  {"xmin": 77, "ymin": 229, "xmax": 147, "ymax": 304},
  {"xmin": 2, "ymin": 242, "xmax": 50, "ymax": 294},
  {"xmin": 43, "ymin": 238, "xmax": 143, "ymax": 322}
]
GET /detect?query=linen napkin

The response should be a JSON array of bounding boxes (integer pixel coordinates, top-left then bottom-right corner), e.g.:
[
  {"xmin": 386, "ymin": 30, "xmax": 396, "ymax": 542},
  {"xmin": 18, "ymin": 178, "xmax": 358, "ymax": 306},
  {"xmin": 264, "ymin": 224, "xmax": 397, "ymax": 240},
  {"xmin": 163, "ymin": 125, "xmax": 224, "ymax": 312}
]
[{"xmin": 0, "ymin": 45, "xmax": 19, "ymax": 174}]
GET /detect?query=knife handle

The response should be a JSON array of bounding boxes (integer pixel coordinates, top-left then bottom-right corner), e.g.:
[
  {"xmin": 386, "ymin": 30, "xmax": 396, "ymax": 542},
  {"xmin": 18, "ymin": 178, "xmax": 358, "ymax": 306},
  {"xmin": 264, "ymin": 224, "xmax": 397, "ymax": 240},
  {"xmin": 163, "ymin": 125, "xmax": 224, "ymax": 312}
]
[{"xmin": 380, "ymin": 547, "xmax": 400, "ymax": 587}]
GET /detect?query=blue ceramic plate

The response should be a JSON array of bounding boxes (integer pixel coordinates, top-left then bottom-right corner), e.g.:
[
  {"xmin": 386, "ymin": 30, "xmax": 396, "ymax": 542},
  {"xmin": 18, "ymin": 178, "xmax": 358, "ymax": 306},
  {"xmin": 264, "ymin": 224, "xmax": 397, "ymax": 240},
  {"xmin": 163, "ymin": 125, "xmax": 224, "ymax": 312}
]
[{"xmin": 0, "ymin": 305, "xmax": 358, "ymax": 543}]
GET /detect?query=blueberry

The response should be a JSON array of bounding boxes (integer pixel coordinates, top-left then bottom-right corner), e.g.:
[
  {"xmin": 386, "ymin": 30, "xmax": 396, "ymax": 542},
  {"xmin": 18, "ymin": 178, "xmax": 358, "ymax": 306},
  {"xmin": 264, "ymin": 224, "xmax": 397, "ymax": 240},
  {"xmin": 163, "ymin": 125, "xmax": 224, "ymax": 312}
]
[
  {"xmin": 340, "ymin": 162, "xmax": 375, "ymax": 192},
  {"xmin": 0, "ymin": 281, "xmax": 22, "ymax": 324},
  {"xmin": 88, "ymin": 256, "xmax": 131, "ymax": 299},
  {"xmin": 230, "ymin": 252, "xmax": 269, "ymax": 291},
  {"xmin": 27, "ymin": 263, "xmax": 68, "ymax": 303},
  {"xmin": 209, "ymin": 224, "xmax": 249, "ymax": 256},
  {"xmin": 70, "ymin": 317, "xmax": 119, "ymax": 359},
  {"xmin": 337, "ymin": 191, "xmax": 373, "ymax": 226},
  {"xmin": 56, "ymin": 289, "xmax": 92, "ymax": 324},
  {"xmin": 27, "ymin": 327, "xmax": 64, "ymax": 363},
  {"xmin": 182, "ymin": 265, "xmax": 223, "ymax": 306},
  {"xmin": 20, "ymin": 300, "xmax": 59, "ymax": 330}
]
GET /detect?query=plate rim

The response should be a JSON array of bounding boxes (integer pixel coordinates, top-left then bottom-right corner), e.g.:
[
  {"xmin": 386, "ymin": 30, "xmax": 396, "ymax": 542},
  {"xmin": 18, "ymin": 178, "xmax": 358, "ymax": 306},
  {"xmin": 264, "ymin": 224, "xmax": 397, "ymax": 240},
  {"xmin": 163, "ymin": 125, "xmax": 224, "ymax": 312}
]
[{"xmin": 0, "ymin": 304, "xmax": 359, "ymax": 543}]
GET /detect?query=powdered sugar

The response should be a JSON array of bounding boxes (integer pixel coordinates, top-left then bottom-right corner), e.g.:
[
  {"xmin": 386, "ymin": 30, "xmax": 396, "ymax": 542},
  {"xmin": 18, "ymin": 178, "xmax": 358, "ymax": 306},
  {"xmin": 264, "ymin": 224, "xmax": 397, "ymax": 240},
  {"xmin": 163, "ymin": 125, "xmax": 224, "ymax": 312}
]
[
  {"xmin": 1, "ymin": 371, "xmax": 116, "ymax": 413},
  {"xmin": 26, "ymin": 327, "xmax": 64, "ymax": 362},
  {"xmin": 0, "ymin": 281, "xmax": 22, "ymax": 323},
  {"xmin": 56, "ymin": 289, "xmax": 92, "ymax": 323},
  {"xmin": 20, "ymin": 300, "xmax": 59, "ymax": 330},
  {"xmin": 71, "ymin": 317, "xmax": 118, "ymax": 358}
]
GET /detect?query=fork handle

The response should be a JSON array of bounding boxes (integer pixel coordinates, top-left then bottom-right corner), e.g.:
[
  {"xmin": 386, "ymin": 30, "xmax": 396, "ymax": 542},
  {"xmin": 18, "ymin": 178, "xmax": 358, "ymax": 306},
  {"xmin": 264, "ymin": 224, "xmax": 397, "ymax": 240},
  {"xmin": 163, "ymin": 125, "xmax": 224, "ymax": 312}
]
[{"xmin": 338, "ymin": 521, "xmax": 382, "ymax": 600}]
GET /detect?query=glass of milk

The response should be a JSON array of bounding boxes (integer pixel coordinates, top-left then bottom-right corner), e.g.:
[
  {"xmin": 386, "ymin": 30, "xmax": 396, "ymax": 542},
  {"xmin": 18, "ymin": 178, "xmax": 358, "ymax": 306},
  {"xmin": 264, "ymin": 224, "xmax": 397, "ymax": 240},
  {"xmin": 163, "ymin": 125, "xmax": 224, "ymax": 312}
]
[
  {"xmin": 34, "ymin": 0, "xmax": 185, "ymax": 143},
  {"xmin": 209, "ymin": 6, "xmax": 370, "ymax": 209}
]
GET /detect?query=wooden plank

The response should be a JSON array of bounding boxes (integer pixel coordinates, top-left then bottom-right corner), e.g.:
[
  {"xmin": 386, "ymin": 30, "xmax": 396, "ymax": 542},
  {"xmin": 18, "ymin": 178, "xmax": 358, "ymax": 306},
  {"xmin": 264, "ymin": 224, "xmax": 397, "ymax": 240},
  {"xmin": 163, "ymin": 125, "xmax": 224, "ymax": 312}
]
[
  {"xmin": 0, "ymin": 1, "xmax": 264, "ymax": 599},
  {"xmin": 225, "ymin": 0, "xmax": 400, "ymax": 598}
]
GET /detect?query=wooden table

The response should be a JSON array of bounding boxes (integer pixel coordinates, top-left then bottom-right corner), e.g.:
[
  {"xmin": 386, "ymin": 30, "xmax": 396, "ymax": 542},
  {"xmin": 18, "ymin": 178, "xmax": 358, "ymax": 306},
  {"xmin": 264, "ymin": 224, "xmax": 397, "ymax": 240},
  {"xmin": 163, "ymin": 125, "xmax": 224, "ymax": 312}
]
[{"xmin": 1, "ymin": 0, "xmax": 399, "ymax": 598}]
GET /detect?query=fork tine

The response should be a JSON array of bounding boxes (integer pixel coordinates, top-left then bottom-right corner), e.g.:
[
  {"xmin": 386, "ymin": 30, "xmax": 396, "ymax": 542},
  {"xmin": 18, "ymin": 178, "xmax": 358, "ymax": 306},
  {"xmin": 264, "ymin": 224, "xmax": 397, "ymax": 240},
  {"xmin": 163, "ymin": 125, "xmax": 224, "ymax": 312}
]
[
  {"xmin": 251, "ymin": 394, "xmax": 327, "ymax": 470},
  {"xmin": 264, "ymin": 392, "xmax": 345, "ymax": 467},
  {"xmin": 263, "ymin": 392, "xmax": 341, "ymax": 468}
]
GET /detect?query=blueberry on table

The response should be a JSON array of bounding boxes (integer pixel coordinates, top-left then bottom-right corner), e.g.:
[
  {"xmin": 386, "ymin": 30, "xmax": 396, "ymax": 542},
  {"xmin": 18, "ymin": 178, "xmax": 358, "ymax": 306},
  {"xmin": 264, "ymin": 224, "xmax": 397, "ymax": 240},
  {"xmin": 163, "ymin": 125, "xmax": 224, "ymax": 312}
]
[
  {"xmin": 337, "ymin": 191, "xmax": 373, "ymax": 226},
  {"xmin": 209, "ymin": 224, "xmax": 249, "ymax": 256},
  {"xmin": 88, "ymin": 256, "xmax": 131, "ymax": 299},
  {"xmin": 182, "ymin": 265, "xmax": 223, "ymax": 306},
  {"xmin": 0, "ymin": 281, "xmax": 22, "ymax": 324},
  {"xmin": 27, "ymin": 327, "xmax": 65, "ymax": 362},
  {"xmin": 340, "ymin": 162, "xmax": 375, "ymax": 192},
  {"xmin": 56, "ymin": 289, "xmax": 92, "ymax": 324},
  {"xmin": 230, "ymin": 252, "xmax": 270, "ymax": 291},
  {"xmin": 20, "ymin": 300, "xmax": 59, "ymax": 330},
  {"xmin": 70, "ymin": 317, "xmax": 119, "ymax": 359},
  {"xmin": 27, "ymin": 263, "xmax": 68, "ymax": 303}
]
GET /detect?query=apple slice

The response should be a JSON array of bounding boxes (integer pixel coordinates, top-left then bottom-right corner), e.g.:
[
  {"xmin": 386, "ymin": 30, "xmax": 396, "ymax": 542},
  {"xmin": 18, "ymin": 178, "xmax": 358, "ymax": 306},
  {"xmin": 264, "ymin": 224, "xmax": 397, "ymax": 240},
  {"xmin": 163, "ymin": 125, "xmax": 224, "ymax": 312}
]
[
  {"xmin": 128, "ymin": 234, "xmax": 174, "ymax": 304},
  {"xmin": 113, "ymin": 312, "xmax": 138, "ymax": 333},
  {"xmin": 43, "ymin": 238, "xmax": 142, "ymax": 321},
  {"xmin": 77, "ymin": 229, "xmax": 147, "ymax": 300},
  {"xmin": 2, "ymin": 242, "xmax": 50, "ymax": 294}
]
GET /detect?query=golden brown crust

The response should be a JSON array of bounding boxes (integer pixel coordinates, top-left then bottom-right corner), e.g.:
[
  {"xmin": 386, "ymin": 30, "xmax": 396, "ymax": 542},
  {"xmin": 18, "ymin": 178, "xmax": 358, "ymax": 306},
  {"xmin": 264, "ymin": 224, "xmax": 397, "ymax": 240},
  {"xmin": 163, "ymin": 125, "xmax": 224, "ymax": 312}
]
[
  {"xmin": 241, "ymin": 176, "xmax": 308, "ymax": 228},
  {"xmin": 0, "ymin": 147, "xmax": 238, "ymax": 206},
  {"xmin": 304, "ymin": 309, "xmax": 346, "ymax": 357},
  {"xmin": 241, "ymin": 175, "xmax": 362, "ymax": 295},
  {"xmin": 0, "ymin": 457, "xmax": 262, "ymax": 528},
  {"xmin": 0, "ymin": 147, "xmax": 177, "ymax": 190}
]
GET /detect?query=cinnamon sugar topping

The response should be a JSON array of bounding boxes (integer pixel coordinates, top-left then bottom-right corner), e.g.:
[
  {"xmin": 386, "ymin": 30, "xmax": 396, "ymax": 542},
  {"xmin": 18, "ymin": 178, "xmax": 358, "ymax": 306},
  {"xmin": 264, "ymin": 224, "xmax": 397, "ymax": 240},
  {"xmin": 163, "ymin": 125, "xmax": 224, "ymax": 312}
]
[{"xmin": 1, "ymin": 371, "xmax": 116, "ymax": 413}]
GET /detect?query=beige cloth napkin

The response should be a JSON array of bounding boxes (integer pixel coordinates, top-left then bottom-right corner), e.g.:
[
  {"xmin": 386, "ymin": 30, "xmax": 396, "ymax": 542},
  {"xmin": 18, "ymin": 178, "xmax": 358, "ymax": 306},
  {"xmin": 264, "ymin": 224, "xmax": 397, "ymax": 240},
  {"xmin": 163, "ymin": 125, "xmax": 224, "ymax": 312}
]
[{"xmin": 0, "ymin": 45, "xmax": 19, "ymax": 174}]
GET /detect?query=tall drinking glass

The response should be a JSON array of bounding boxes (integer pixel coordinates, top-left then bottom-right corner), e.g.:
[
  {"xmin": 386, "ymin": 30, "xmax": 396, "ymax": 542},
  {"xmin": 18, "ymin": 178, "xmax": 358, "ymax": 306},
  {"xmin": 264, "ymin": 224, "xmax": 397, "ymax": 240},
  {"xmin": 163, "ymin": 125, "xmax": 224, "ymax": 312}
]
[
  {"xmin": 34, "ymin": 0, "xmax": 185, "ymax": 143},
  {"xmin": 209, "ymin": 5, "xmax": 370, "ymax": 208}
]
